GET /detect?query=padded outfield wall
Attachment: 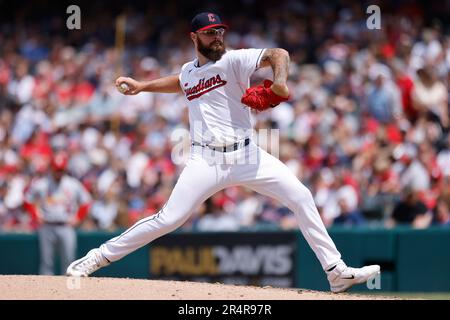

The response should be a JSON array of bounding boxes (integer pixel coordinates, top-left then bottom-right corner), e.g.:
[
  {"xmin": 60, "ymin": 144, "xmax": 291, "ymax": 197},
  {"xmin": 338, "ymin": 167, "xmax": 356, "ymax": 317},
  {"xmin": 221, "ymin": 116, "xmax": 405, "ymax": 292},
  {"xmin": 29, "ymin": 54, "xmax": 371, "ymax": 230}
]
[{"xmin": 0, "ymin": 227, "xmax": 449, "ymax": 292}]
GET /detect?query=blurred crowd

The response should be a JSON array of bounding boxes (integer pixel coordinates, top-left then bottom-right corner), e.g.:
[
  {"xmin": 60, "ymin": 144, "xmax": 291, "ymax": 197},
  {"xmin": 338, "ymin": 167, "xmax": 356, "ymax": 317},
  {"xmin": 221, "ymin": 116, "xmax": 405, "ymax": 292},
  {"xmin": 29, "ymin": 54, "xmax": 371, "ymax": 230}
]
[{"xmin": 0, "ymin": 0, "xmax": 449, "ymax": 232}]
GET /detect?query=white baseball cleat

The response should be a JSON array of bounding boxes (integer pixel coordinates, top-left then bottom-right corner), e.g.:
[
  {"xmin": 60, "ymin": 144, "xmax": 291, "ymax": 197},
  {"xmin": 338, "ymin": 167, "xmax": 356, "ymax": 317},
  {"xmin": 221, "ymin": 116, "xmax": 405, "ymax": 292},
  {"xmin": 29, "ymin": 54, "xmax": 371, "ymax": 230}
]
[
  {"xmin": 326, "ymin": 262, "xmax": 380, "ymax": 293},
  {"xmin": 66, "ymin": 249, "xmax": 110, "ymax": 277}
]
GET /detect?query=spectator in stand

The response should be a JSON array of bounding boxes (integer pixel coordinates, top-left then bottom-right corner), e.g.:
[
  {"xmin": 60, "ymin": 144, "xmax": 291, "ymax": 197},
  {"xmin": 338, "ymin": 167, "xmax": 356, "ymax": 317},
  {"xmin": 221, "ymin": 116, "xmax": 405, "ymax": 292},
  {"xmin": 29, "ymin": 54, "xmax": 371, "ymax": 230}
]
[
  {"xmin": 437, "ymin": 134, "xmax": 450, "ymax": 180},
  {"xmin": 365, "ymin": 65, "xmax": 403, "ymax": 124},
  {"xmin": 433, "ymin": 192, "xmax": 450, "ymax": 227},
  {"xmin": 411, "ymin": 67, "xmax": 448, "ymax": 130},
  {"xmin": 399, "ymin": 144, "xmax": 431, "ymax": 192},
  {"xmin": 0, "ymin": 0, "xmax": 448, "ymax": 232},
  {"xmin": 331, "ymin": 179, "xmax": 364, "ymax": 226},
  {"xmin": 387, "ymin": 188, "xmax": 432, "ymax": 229},
  {"xmin": 196, "ymin": 195, "xmax": 239, "ymax": 232},
  {"xmin": 391, "ymin": 60, "xmax": 415, "ymax": 122},
  {"xmin": 333, "ymin": 196, "xmax": 366, "ymax": 227}
]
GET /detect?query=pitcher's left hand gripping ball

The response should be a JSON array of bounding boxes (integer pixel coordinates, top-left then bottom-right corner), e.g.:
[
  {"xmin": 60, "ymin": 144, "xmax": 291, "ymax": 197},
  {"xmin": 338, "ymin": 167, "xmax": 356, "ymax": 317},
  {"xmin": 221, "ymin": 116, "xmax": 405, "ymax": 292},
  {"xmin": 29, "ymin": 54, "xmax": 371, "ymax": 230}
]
[{"xmin": 241, "ymin": 79, "xmax": 289, "ymax": 111}]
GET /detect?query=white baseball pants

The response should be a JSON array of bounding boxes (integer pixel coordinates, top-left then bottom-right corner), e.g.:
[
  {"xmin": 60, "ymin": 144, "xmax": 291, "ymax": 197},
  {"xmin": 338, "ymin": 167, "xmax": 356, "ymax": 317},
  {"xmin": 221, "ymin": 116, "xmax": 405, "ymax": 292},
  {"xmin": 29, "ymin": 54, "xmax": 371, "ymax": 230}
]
[{"xmin": 100, "ymin": 142, "xmax": 342, "ymax": 270}]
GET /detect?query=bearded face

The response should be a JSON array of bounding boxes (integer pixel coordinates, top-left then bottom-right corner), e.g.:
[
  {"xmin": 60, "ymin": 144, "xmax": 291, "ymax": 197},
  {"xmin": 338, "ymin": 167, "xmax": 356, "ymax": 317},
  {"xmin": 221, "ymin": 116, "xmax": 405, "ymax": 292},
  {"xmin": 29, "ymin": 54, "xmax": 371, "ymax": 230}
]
[{"xmin": 195, "ymin": 35, "xmax": 226, "ymax": 61}]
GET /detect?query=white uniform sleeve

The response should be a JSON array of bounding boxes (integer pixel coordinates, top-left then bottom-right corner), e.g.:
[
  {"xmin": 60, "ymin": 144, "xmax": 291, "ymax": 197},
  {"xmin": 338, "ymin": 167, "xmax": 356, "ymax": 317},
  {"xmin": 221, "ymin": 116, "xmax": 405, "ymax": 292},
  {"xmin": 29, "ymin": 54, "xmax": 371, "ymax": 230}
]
[
  {"xmin": 178, "ymin": 62, "xmax": 190, "ymax": 84},
  {"xmin": 72, "ymin": 179, "xmax": 92, "ymax": 204},
  {"xmin": 24, "ymin": 179, "xmax": 43, "ymax": 203},
  {"xmin": 24, "ymin": 186, "xmax": 36, "ymax": 203},
  {"xmin": 228, "ymin": 48, "xmax": 266, "ymax": 83}
]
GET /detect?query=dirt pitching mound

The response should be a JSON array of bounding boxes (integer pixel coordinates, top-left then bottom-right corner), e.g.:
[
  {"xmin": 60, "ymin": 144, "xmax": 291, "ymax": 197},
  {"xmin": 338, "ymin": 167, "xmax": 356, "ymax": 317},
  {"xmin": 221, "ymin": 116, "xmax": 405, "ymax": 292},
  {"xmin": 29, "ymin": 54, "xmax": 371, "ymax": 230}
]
[{"xmin": 0, "ymin": 275, "xmax": 401, "ymax": 300}]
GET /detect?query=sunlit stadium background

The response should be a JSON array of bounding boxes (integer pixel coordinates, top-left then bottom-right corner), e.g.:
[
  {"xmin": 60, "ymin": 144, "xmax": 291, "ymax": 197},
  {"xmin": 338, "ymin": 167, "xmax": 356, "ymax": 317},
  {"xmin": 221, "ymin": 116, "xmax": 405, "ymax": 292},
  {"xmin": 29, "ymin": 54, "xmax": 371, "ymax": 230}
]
[{"xmin": 0, "ymin": 0, "xmax": 449, "ymax": 298}]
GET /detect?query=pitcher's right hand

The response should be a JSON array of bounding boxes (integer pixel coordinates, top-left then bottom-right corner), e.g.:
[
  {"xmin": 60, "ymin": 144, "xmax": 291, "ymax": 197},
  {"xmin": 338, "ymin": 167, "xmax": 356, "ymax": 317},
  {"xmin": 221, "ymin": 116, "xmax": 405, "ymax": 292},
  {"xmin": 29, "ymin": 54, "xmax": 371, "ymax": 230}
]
[{"xmin": 115, "ymin": 77, "xmax": 142, "ymax": 95}]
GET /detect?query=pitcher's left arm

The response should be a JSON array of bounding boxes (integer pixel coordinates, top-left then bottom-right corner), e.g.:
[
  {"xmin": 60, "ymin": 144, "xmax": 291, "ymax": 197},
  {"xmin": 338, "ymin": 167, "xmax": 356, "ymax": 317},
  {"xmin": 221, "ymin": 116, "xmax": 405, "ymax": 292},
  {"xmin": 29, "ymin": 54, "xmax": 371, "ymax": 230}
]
[{"xmin": 258, "ymin": 48, "xmax": 290, "ymax": 98}]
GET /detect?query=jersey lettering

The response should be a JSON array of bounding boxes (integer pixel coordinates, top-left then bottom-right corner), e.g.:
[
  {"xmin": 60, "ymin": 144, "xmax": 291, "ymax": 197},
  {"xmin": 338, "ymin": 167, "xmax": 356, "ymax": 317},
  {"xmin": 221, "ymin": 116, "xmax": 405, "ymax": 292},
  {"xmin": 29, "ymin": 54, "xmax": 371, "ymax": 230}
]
[{"xmin": 184, "ymin": 74, "xmax": 227, "ymax": 101}]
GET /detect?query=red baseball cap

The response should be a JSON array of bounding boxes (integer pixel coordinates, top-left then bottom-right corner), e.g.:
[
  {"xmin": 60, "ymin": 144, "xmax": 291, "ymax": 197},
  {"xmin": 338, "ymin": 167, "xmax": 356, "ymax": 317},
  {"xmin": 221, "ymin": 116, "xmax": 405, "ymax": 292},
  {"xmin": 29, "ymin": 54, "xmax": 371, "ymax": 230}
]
[
  {"xmin": 51, "ymin": 152, "xmax": 69, "ymax": 171},
  {"xmin": 191, "ymin": 12, "xmax": 228, "ymax": 32}
]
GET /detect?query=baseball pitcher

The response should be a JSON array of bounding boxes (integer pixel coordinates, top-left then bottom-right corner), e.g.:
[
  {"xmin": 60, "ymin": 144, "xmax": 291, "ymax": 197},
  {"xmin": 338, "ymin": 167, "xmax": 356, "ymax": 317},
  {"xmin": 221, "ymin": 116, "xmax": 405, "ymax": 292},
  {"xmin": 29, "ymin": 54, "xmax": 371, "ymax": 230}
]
[{"xmin": 66, "ymin": 12, "xmax": 380, "ymax": 293}]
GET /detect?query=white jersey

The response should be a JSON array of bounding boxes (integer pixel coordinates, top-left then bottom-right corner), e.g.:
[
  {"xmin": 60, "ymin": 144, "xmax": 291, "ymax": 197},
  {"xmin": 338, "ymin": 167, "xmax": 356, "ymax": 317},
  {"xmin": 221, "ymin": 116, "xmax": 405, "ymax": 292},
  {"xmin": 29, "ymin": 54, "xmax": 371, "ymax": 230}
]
[
  {"xmin": 25, "ymin": 175, "xmax": 92, "ymax": 223},
  {"xmin": 74, "ymin": 46, "xmax": 366, "ymax": 285},
  {"xmin": 179, "ymin": 48, "xmax": 266, "ymax": 146}
]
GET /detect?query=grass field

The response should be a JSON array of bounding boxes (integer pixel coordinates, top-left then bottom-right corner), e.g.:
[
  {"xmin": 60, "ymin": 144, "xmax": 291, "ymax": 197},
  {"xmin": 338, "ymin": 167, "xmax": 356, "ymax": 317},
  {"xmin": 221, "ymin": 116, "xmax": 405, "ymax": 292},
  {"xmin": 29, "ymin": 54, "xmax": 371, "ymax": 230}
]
[{"xmin": 367, "ymin": 292, "xmax": 450, "ymax": 300}]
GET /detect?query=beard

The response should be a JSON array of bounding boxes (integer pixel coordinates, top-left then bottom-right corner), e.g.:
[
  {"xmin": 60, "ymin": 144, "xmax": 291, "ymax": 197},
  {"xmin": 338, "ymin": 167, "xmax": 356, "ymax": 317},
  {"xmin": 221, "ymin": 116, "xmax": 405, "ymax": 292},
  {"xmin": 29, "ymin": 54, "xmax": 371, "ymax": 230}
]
[{"xmin": 196, "ymin": 37, "xmax": 225, "ymax": 61}]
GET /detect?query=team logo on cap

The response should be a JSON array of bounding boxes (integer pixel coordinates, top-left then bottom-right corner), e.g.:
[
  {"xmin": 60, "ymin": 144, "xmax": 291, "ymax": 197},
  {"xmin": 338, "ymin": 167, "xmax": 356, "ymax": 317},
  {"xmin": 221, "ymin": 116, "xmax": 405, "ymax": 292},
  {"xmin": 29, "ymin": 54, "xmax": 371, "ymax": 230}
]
[{"xmin": 208, "ymin": 13, "xmax": 216, "ymax": 22}]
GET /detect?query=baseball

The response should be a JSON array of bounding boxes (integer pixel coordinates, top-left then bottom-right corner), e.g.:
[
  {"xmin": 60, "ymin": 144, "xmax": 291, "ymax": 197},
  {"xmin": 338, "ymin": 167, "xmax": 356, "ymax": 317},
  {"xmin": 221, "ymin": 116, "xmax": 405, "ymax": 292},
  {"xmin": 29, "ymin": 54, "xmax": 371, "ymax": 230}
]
[{"xmin": 118, "ymin": 82, "xmax": 129, "ymax": 93}]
